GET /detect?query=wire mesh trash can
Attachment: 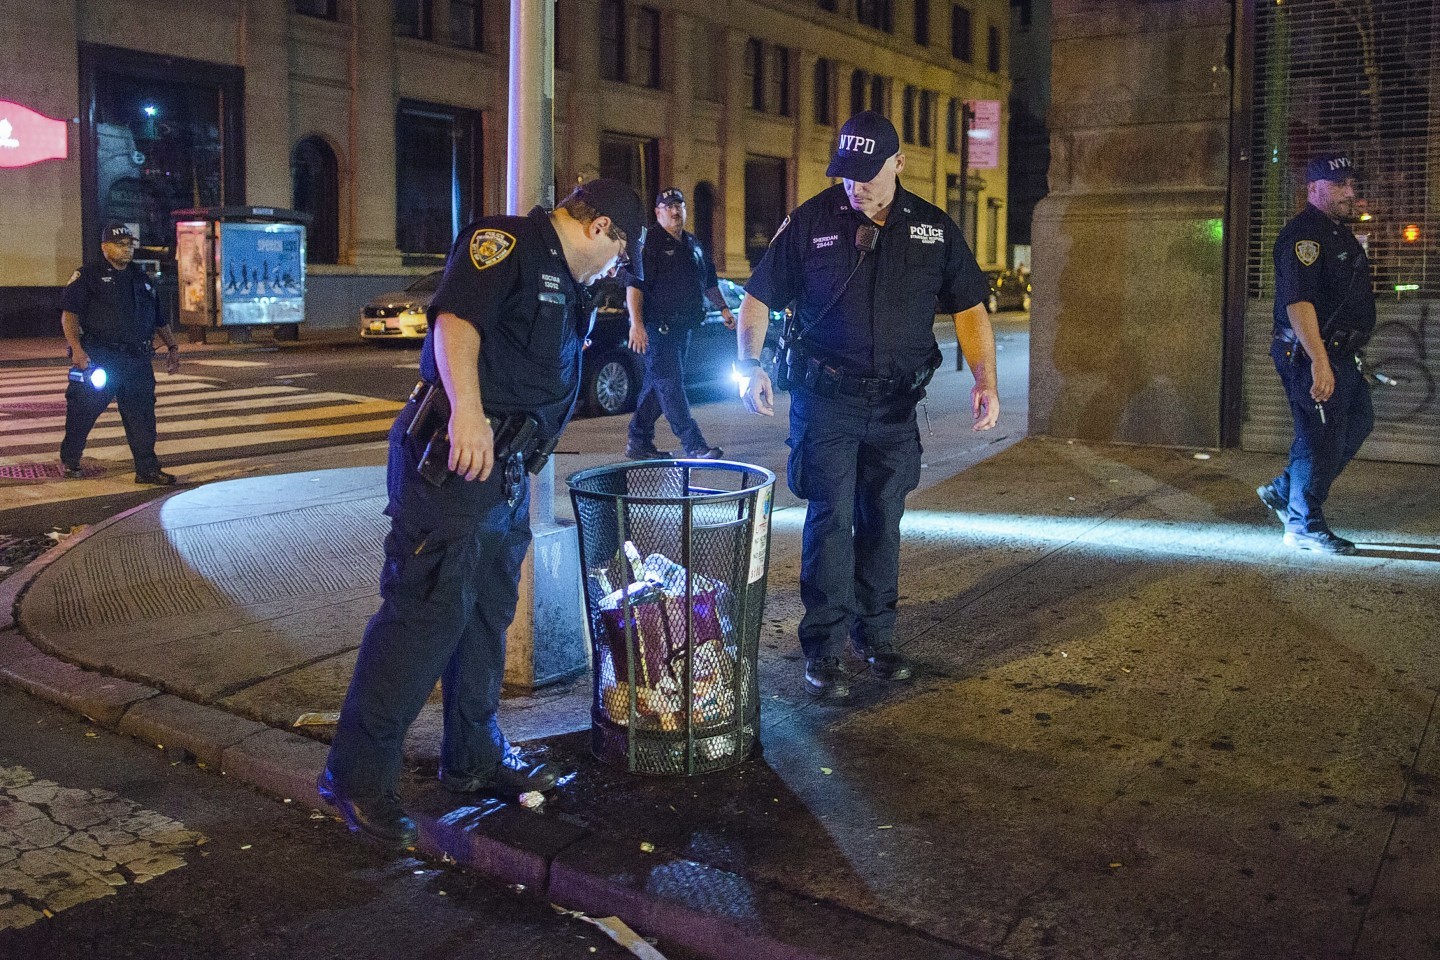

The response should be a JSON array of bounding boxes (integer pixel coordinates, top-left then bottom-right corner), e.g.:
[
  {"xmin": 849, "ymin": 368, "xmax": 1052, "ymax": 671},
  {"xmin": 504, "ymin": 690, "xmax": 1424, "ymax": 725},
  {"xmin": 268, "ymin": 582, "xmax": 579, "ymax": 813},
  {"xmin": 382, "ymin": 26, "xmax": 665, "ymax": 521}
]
[{"xmin": 568, "ymin": 459, "xmax": 775, "ymax": 775}]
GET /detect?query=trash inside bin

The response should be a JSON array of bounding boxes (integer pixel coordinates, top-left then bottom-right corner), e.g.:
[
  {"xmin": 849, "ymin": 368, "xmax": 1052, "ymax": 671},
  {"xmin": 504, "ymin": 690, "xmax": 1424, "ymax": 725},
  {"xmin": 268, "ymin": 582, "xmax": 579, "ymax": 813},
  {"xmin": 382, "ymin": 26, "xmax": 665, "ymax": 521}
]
[{"xmin": 568, "ymin": 460, "xmax": 775, "ymax": 775}]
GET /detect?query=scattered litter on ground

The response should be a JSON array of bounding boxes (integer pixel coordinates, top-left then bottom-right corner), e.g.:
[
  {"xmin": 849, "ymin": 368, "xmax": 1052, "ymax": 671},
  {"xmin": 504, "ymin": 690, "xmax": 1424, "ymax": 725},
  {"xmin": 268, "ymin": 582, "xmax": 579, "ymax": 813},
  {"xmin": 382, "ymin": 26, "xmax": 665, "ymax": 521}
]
[
  {"xmin": 639, "ymin": 841, "xmax": 655, "ymax": 853},
  {"xmin": 877, "ymin": 825, "xmax": 893, "ymax": 830},
  {"xmin": 519, "ymin": 791, "xmax": 544, "ymax": 809},
  {"xmin": 820, "ymin": 767, "xmax": 832, "ymax": 775},
  {"xmin": 1192, "ymin": 452, "xmax": 1211, "ymax": 460},
  {"xmin": 552, "ymin": 906, "xmax": 671, "ymax": 960},
  {"xmin": 1109, "ymin": 862, "xmax": 1123, "ymax": 869},
  {"xmin": 240, "ymin": 844, "xmax": 252, "ymax": 851},
  {"xmin": 292, "ymin": 711, "xmax": 341, "ymax": 727}
]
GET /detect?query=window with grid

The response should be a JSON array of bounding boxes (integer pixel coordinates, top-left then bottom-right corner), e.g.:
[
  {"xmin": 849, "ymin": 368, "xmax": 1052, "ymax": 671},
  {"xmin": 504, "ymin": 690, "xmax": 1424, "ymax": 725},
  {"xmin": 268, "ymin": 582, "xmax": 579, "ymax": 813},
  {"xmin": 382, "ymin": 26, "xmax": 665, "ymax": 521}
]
[
  {"xmin": 814, "ymin": 58, "xmax": 834, "ymax": 126},
  {"xmin": 394, "ymin": 0, "xmax": 432, "ymax": 39},
  {"xmin": 1247, "ymin": 0, "xmax": 1437, "ymax": 300},
  {"xmin": 951, "ymin": 4, "xmax": 971, "ymax": 62},
  {"xmin": 451, "ymin": 0, "xmax": 480, "ymax": 49}
]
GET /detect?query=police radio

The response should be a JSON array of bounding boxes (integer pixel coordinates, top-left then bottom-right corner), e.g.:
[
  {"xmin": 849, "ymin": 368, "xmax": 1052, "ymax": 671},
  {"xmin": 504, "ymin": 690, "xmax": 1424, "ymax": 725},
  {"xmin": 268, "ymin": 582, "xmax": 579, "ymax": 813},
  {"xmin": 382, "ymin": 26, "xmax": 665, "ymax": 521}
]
[{"xmin": 775, "ymin": 225, "xmax": 880, "ymax": 390}]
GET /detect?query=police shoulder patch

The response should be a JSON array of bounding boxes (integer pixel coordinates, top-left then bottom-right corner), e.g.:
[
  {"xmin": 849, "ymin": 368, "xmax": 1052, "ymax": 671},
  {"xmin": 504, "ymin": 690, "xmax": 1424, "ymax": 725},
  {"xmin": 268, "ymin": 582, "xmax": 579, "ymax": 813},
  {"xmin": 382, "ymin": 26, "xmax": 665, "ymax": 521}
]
[
  {"xmin": 66, "ymin": 269, "xmax": 81, "ymax": 285},
  {"xmin": 770, "ymin": 215, "xmax": 790, "ymax": 244},
  {"xmin": 469, "ymin": 229, "xmax": 516, "ymax": 271},
  {"xmin": 1295, "ymin": 239, "xmax": 1321, "ymax": 267}
]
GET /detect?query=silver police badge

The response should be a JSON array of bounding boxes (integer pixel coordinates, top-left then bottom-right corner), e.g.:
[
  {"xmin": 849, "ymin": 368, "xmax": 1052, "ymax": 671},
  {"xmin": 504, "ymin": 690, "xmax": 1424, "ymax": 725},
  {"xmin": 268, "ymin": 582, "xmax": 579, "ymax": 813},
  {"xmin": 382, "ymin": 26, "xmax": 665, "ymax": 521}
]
[
  {"xmin": 1295, "ymin": 240, "xmax": 1320, "ymax": 266},
  {"xmin": 470, "ymin": 229, "xmax": 516, "ymax": 271}
]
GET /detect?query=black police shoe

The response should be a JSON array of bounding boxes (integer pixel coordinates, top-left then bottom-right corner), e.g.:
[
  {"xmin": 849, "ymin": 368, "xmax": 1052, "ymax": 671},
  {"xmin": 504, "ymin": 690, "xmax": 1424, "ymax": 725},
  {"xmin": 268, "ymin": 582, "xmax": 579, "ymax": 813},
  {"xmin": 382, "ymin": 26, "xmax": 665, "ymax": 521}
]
[
  {"xmin": 804, "ymin": 657, "xmax": 852, "ymax": 699},
  {"xmin": 1255, "ymin": 484, "xmax": 1287, "ymax": 525},
  {"xmin": 625, "ymin": 443, "xmax": 671, "ymax": 460},
  {"xmin": 684, "ymin": 446, "xmax": 725, "ymax": 460},
  {"xmin": 62, "ymin": 463, "xmax": 84, "ymax": 480},
  {"xmin": 135, "ymin": 470, "xmax": 178, "ymax": 486},
  {"xmin": 440, "ymin": 749, "xmax": 560, "ymax": 798},
  {"xmin": 316, "ymin": 769, "xmax": 418, "ymax": 850},
  {"xmin": 853, "ymin": 641, "xmax": 914, "ymax": 681},
  {"xmin": 1283, "ymin": 529, "xmax": 1357, "ymax": 556}
]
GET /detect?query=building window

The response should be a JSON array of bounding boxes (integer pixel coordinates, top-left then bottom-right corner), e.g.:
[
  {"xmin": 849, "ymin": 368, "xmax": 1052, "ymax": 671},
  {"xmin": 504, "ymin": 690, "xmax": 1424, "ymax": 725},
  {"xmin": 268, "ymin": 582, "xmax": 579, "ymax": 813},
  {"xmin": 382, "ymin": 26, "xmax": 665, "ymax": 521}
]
[
  {"xmin": 767, "ymin": 45, "xmax": 790, "ymax": 116},
  {"xmin": 869, "ymin": 74, "xmax": 886, "ymax": 115},
  {"xmin": 987, "ymin": 24, "xmax": 1000, "ymax": 72},
  {"xmin": 599, "ymin": 132, "xmax": 659, "ymax": 214},
  {"xmin": 394, "ymin": 0, "xmax": 432, "ymax": 39},
  {"xmin": 292, "ymin": 137, "xmax": 340, "ymax": 264},
  {"xmin": 745, "ymin": 39, "xmax": 764, "ymax": 111},
  {"xmin": 818, "ymin": 0, "xmax": 837, "ymax": 10},
  {"xmin": 451, "ymin": 0, "xmax": 481, "ymax": 49},
  {"xmin": 914, "ymin": 0, "xmax": 930, "ymax": 46},
  {"xmin": 744, "ymin": 155, "xmax": 787, "ymax": 268},
  {"xmin": 950, "ymin": 4, "xmax": 971, "ymax": 62},
  {"xmin": 855, "ymin": 0, "xmax": 893, "ymax": 32},
  {"xmin": 918, "ymin": 91, "xmax": 934, "ymax": 148},
  {"xmin": 294, "ymin": 0, "xmax": 338, "ymax": 18},
  {"xmin": 395, "ymin": 101, "xmax": 482, "ymax": 256},
  {"xmin": 599, "ymin": 0, "xmax": 624, "ymax": 81},
  {"xmin": 851, "ymin": 69, "xmax": 867, "ymax": 117},
  {"xmin": 813, "ymin": 58, "xmax": 834, "ymax": 126},
  {"xmin": 632, "ymin": 5, "xmax": 660, "ymax": 88},
  {"xmin": 1015, "ymin": 0, "xmax": 1032, "ymax": 30},
  {"xmin": 902, "ymin": 86, "xmax": 916, "ymax": 143}
]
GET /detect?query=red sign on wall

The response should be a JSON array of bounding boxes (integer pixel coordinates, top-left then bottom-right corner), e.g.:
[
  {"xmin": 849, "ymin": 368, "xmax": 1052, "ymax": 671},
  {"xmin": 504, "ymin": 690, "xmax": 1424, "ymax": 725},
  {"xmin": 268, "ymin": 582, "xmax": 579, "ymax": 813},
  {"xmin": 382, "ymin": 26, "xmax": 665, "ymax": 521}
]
[
  {"xmin": 0, "ymin": 100, "xmax": 69, "ymax": 169},
  {"xmin": 965, "ymin": 99, "xmax": 1002, "ymax": 170}
]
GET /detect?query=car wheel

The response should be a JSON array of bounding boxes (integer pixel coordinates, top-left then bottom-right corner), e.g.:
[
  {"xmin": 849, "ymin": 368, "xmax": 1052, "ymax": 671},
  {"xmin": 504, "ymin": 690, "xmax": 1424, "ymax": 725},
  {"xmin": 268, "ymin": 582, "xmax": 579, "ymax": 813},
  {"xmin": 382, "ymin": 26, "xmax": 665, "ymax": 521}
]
[
  {"xmin": 1022, "ymin": 293, "xmax": 1032, "ymax": 312},
  {"xmin": 986, "ymin": 293, "xmax": 999, "ymax": 313},
  {"xmin": 587, "ymin": 354, "xmax": 637, "ymax": 415}
]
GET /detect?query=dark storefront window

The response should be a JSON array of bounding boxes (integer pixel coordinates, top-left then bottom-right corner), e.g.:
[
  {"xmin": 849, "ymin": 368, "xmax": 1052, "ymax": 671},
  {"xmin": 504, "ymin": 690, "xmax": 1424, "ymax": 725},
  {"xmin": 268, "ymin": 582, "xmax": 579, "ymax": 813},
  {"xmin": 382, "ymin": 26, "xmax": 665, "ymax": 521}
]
[
  {"xmin": 82, "ymin": 46, "xmax": 244, "ymax": 254},
  {"xmin": 395, "ymin": 101, "xmax": 482, "ymax": 256},
  {"xmin": 744, "ymin": 156, "xmax": 787, "ymax": 268},
  {"xmin": 599, "ymin": 132, "xmax": 659, "ymax": 216}
]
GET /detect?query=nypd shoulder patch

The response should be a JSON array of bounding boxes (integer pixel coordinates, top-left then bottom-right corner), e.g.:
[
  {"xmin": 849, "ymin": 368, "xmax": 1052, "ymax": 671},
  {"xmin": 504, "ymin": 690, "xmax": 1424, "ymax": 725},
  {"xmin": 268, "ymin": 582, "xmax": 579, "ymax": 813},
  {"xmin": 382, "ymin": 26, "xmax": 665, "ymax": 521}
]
[
  {"xmin": 470, "ymin": 229, "xmax": 516, "ymax": 271},
  {"xmin": 66, "ymin": 269, "xmax": 81, "ymax": 285},
  {"xmin": 770, "ymin": 215, "xmax": 790, "ymax": 244},
  {"xmin": 1295, "ymin": 239, "xmax": 1320, "ymax": 267}
]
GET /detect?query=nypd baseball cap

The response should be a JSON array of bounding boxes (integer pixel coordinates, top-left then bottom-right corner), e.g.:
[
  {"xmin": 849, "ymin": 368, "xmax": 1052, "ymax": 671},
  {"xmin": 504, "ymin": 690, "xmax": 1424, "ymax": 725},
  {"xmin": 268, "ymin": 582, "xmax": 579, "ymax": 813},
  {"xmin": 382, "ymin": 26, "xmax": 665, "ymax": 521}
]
[
  {"xmin": 1306, "ymin": 153, "xmax": 1357, "ymax": 183},
  {"xmin": 567, "ymin": 177, "xmax": 646, "ymax": 270},
  {"xmin": 101, "ymin": 222, "xmax": 137, "ymax": 244},
  {"xmin": 827, "ymin": 110, "xmax": 901, "ymax": 182},
  {"xmin": 656, "ymin": 187, "xmax": 685, "ymax": 207}
]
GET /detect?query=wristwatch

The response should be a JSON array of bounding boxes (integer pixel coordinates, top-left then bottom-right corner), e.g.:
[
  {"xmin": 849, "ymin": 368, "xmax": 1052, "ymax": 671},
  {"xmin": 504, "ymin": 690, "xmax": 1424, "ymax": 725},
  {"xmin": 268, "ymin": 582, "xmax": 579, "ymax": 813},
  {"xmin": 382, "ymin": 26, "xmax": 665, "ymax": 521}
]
[{"xmin": 736, "ymin": 357, "xmax": 762, "ymax": 374}]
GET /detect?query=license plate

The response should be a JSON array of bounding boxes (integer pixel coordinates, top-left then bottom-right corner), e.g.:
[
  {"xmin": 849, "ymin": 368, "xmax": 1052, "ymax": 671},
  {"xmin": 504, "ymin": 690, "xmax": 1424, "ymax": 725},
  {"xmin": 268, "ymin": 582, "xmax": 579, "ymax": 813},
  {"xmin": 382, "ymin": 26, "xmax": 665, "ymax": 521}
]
[{"xmin": 369, "ymin": 321, "xmax": 385, "ymax": 332}]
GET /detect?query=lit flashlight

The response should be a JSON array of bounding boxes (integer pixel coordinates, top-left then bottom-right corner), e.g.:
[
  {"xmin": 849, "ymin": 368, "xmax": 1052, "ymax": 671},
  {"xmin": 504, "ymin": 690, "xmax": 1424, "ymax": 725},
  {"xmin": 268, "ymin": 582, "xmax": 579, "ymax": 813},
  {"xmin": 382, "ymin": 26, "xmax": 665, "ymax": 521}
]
[{"xmin": 69, "ymin": 366, "xmax": 108, "ymax": 390}]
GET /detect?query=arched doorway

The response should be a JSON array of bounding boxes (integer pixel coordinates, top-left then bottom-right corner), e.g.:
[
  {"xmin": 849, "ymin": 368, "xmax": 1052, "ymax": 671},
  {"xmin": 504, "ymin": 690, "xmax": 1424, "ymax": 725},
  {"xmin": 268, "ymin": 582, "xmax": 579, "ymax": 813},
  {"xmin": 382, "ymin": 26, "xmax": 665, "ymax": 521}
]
[
  {"xmin": 291, "ymin": 136, "xmax": 339, "ymax": 264},
  {"xmin": 692, "ymin": 180, "xmax": 717, "ymax": 261}
]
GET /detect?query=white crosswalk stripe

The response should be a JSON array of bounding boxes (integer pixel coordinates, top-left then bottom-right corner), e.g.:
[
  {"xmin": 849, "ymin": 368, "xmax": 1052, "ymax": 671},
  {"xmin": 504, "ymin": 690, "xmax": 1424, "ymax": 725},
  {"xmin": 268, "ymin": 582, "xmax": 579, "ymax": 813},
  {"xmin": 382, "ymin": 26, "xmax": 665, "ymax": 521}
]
[{"xmin": 0, "ymin": 368, "xmax": 403, "ymax": 469}]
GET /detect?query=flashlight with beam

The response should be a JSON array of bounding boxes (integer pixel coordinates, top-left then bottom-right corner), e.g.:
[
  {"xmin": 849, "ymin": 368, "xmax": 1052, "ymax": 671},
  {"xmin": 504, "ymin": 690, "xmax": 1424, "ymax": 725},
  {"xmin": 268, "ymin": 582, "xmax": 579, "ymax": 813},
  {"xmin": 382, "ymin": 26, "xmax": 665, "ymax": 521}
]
[{"xmin": 69, "ymin": 365, "xmax": 109, "ymax": 390}]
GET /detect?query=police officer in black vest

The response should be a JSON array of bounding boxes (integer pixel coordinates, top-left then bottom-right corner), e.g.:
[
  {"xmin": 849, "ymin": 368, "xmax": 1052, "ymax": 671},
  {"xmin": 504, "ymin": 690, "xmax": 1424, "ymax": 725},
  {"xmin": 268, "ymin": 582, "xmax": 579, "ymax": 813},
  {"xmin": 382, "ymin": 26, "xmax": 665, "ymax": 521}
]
[
  {"xmin": 1258, "ymin": 153, "xmax": 1375, "ymax": 555},
  {"xmin": 737, "ymin": 112, "xmax": 999, "ymax": 698},
  {"xmin": 623, "ymin": 188, "xmax": 732, "ymax": 460},
  {"xmin": 319, "ymin": 179, "xmax": 645, "ymax": 848},
  {"xmin": 59, "ymin": 223, "xmax": 181, "ymax": 484}
]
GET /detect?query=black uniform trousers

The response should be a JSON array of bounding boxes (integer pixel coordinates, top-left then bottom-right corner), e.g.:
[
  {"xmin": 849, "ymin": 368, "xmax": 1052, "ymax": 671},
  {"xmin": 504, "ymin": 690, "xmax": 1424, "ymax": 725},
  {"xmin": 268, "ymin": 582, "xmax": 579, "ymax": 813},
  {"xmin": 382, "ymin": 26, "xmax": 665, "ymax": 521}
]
[
  {"xmin": 326, "ymin": 403, "xmax": 531, "ymax": 801},
  {"xmin": 1268, "ymin": 342, "xmax": 1374, "ymax": 534},
  {"xmin": 60, "ymin": 344, "xmax": 161, "ymax": 475},
  {"xmin": 628, "ymin": 323, "xmax": 707, "ymax": 454},
  {"xmin": 787, "ymin": 386, "xmax": 923, "ymax": 659}
]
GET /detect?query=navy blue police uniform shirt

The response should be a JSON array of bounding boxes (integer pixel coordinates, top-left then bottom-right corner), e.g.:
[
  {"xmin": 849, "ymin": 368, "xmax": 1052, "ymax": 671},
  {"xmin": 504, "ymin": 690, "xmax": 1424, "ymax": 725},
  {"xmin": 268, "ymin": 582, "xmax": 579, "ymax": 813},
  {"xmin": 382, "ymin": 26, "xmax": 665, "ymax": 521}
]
[
  {"xmin": 60, "ymin": 262, "xmax": 162, "ymax": 345},
  {"xmin": 1273, "ymin": 203, "xmax": 1376, "ymax": 339},
  {"xmin": 422, "ymin": 207, "xmax": 589, "ymax": 442},
  {"xmin": 745, "ymin": 182, "xmax": 989, "ymax": 379},
  {"xmin": 625, "ymin": 228, "xmax": 718, "ymax": 329}
]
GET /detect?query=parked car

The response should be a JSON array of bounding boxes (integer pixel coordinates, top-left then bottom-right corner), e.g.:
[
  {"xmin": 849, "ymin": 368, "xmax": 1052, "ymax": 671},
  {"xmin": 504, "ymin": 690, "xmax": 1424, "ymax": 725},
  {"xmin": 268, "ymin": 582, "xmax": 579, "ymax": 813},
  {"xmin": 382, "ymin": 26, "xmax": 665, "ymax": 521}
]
[
  {"xmin": 359, "ymin": 270, "xmax": 443, "ymax": 341},
  {"xmin": 581, "ymin": 276, "xmax": 783, "ymax": 416},
  {"xmin": 985, "ymin": 269, "xmax": 1032, "ymax": 313}
]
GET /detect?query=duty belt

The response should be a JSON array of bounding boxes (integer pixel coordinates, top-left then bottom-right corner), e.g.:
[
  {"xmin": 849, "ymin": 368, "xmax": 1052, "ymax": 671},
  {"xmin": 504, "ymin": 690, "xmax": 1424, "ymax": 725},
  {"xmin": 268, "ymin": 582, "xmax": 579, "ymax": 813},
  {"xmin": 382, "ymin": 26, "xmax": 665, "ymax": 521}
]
[
  {"xmin": 1273, "ymin": 327, "xmax": 1368, "ymax": 356},
  {"xmin": 82, "ymin": 337, "xmax": 152, "ymax": 358}
]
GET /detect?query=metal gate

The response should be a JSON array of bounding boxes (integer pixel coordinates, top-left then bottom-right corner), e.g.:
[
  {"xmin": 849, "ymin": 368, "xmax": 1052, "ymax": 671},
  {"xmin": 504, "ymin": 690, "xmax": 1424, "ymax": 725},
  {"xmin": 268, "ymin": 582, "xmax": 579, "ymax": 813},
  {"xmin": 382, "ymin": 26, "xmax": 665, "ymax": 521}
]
[{"xmin": 1238, "ymin": 0, "xmax": 1440, "ymax": 464}]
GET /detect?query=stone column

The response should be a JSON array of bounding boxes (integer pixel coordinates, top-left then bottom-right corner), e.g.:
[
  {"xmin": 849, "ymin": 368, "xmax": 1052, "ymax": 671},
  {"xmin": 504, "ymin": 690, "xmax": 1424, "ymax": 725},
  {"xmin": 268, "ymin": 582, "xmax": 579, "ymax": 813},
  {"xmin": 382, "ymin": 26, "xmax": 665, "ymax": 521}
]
[
  {"xmin": 561, "ymin": 0, "xmax": 602, "ymax": 186},
  {"xmin": 1028, "ymin": 0, "xmax": 1231, "ymax": 446},
  {"xmin": 718, "ymin": 28, "xmax": 749, "ymax": 276},
  {"xmin": 348, "ymin": 0, "xmax": 401, "ymax": 269},
  {"xmin": 241, "ymin": 0, "xmax": 293, "ymax": 207}
]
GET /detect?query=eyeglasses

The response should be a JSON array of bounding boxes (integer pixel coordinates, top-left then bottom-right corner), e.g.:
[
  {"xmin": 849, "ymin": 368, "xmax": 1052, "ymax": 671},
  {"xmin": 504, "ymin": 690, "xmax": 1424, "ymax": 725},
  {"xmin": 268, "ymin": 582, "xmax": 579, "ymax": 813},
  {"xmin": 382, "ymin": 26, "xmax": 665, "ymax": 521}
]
[{"xmin": 606, "ymin": 223, "xmax": 629, "ymax": 268}]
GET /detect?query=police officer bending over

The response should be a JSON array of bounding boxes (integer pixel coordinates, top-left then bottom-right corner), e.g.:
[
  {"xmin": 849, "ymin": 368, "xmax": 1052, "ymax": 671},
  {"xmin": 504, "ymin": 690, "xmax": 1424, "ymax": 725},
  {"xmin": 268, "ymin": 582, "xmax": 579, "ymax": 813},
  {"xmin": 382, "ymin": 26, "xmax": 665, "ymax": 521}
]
[
  {"xmin": 319, "ymin": 179, "xmax": 646, "ymax": 847},
  {"xmin": 59, "ymin": 223, "xmax": 181, "ymax": 485},
  {"xmin": 1258, "ymin": 153, "xmax": 1375, "ymax": 556},
  {"xmin": 737, "ymin": 111, "xmax": 1000, "ymax": 699},
  {"xmin": 624, "ymin": 187, "xmax": 733, "ymax": 460}
]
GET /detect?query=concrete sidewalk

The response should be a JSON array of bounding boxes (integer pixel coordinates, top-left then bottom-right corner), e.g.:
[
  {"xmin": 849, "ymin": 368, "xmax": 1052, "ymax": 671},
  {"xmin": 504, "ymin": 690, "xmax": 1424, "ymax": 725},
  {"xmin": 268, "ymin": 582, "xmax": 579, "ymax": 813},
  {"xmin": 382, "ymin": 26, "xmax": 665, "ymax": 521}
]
[
  {"xmin": 0, "ymin": 328, "xmax": 364, "ymax": 368},
  {"xmin": 3, "ymin": 439, "xmax": 1439, "ymax": 959}
]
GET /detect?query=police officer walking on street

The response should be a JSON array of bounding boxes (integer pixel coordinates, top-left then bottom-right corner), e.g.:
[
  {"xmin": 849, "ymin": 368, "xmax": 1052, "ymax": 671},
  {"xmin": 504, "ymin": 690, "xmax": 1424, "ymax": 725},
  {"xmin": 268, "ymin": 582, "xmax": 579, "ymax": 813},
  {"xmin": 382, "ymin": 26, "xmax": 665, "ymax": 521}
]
[
  {"xmin": 59, "ymin": 223, "xmax": 181, "ymax": 484},
  {"xmin": 737, "ymin": 111, "xmax": 1000, "ymax": 698},
  {"xmin": 319, "ymin": 179, "xmax": 646, "ymax": 847},
  {"xmin": 1258, "ymin": 154, "xmax": 1375, "ymax": 555},
  {"xmin": 624, "ymin": 188, "xmax": 733, "ymax": 460}
]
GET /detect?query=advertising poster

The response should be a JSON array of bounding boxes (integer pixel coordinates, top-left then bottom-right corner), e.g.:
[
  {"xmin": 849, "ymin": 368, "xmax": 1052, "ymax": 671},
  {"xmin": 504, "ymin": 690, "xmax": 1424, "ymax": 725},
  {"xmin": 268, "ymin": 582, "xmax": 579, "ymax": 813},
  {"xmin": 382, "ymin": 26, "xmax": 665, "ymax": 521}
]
[
  {"xmin": 218, "ymin": 222, "xmax": 306, "ymax": 326},
  {"xmin": 966, "ymin": 99, "xmax": 1002, "ymax": 170}
]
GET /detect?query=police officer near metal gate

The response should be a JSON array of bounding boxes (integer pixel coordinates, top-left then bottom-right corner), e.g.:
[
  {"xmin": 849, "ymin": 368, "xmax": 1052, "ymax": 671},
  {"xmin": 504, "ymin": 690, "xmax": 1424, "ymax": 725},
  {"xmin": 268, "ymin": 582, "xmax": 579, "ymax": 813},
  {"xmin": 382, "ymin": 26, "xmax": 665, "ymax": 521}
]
[
  {"xmin": 59, "ymin": 223, "xmax": 181, "ymax": 484},
  {"xmin": 1258, "ymin": 153, "xmax": 1375, "ymax": 556},
  {"xmin": 737, "ymin": 111, "xmax": 1000, "ymax": 698},
  {"xmin": 318, "ymin": 179, "xmax": 646, "ymax": 847},
  {"xmin": 624, "ymin": 188, "xmax": 733, "ymax": 461}
]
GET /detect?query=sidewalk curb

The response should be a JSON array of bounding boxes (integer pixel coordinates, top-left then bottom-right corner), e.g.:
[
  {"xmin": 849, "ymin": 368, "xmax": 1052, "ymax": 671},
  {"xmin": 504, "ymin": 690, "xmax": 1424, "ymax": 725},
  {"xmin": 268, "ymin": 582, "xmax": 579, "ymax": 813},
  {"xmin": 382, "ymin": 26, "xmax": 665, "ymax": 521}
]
[
  {"xmin": 0, "ymin": 492, "xmax": 992, "ymax": 960},
  {"xmin": 0, "ymin": 334, "xmax": 369, "ymax": 370}
]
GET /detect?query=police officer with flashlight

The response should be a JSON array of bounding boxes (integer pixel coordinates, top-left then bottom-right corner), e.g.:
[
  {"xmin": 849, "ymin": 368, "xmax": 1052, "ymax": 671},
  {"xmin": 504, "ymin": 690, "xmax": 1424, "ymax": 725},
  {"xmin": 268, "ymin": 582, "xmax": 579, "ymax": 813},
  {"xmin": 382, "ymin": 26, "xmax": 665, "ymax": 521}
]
[
  {"xmin": 319, "ymin": 179, "xmax": 646, "ymax": 849},
  {"xmin": 737, "ymin": 111, "xmax": 999, "ymax": 699},
  {"xmin": 59, "ymin": 222, "xmax": 180, "ymax": 485},
  {"xmin": 1258, "ymin": 153, "xmax": 1376, "ymax": 555}
]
